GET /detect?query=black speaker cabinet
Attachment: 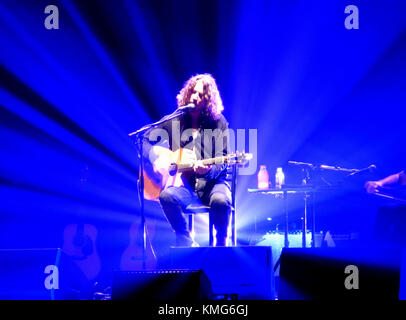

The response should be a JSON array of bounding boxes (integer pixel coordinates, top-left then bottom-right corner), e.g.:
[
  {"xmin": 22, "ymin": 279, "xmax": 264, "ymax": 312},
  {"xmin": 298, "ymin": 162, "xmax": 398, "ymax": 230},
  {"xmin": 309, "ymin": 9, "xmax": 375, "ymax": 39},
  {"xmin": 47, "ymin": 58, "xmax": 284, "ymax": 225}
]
[
  {"xmin": 169, "ymin": 246, "xmax": 274, "ymax": 300},
  {"xmin": 0, "ymin": 248, "xmax": 90, "ymax": 299},
  {"xmin": 112, "ymin": 269, "xmax": 213, "ymax": 301},
  {"xmin": 279, "ymin": 248, "xmax": 402, "ymax": 300}
]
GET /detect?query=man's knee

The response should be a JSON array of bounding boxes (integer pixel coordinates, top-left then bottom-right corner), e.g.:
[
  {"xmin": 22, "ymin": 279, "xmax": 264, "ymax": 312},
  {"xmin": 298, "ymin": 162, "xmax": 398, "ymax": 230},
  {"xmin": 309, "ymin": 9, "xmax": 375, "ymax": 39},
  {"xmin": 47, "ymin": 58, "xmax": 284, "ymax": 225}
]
[
  {"xmin": 159, "ymin": 187, "xmax": 178, "ymax": 205},
  {"xmin": 209, "ymin": 193, "xmax": 231, "ymax": 211}
]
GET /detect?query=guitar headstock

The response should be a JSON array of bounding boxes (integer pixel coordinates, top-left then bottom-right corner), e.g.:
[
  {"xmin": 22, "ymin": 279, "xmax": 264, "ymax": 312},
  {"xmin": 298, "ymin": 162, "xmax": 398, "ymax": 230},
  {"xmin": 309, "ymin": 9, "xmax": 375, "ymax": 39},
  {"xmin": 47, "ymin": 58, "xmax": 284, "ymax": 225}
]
[{"xmin": 225, "ymin": 152, "xmax": 253, "ymax": 166}]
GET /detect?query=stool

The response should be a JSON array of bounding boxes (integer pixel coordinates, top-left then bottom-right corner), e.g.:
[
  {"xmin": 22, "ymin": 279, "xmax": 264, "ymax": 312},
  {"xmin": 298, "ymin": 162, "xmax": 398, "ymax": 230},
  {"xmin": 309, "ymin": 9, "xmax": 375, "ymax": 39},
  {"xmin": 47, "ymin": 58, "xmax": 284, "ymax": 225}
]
[
  {"xmin": 184, "ymin": 203, "xmax": 236, "ymax": 246},
  {"xmin": 184, "ymin": 164, "xmax": 238, "ymax": 246}
]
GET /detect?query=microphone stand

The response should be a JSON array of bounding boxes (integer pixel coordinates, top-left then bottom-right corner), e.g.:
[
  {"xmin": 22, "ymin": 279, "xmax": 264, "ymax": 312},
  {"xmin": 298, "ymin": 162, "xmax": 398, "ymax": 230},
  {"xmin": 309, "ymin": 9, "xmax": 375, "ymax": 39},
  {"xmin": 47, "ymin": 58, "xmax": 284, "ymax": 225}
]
[
  {"xmin": 128, "ymin": 108, "xmax": 187, "ymax": 269},
  {"xmin": 301, "ymin": 167, "xmax": 311, "ymax": 248}
]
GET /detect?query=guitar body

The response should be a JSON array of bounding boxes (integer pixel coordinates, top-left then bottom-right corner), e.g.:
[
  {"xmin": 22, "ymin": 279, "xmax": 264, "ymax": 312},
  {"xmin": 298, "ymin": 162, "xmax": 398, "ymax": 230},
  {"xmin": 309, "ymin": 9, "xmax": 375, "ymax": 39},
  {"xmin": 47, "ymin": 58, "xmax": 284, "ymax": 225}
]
[
  {"xmin": 143, "ymin": 147, "xmax": 192, "ymax": 201},
  {"xmin": 142, "ymin": 147, "xmax": 252, "ymax": 201}
]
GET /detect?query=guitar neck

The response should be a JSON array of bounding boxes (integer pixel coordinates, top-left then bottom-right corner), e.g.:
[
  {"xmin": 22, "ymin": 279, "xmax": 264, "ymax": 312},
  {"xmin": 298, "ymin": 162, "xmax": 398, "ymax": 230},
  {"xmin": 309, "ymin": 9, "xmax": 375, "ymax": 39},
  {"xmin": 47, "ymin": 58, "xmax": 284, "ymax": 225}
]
[{"xmin": 177, "ymin": 156, "xmax": 228, "ymax": 172}]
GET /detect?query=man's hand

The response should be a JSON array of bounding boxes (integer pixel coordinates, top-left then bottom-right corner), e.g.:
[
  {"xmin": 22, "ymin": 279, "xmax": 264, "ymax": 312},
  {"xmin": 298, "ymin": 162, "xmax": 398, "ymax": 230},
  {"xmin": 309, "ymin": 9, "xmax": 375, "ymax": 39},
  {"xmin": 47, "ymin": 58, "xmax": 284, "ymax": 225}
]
[
  {"xmin": 400, "ymin": 171, "xmax": 406, "ymax": 185},
  {"xmin": 364, "ymin": 180, "xmax": 383, "ymax": 194},
  {"xmin": 153, "ymin": 148, "xmax": 211, "ymax": 176},
  {"xmin": 180, "ymin": 148, "xmax": 197, "ymax": 164},
  {"xmin": 194, "ymin": 161, "xmax": 211, "ymax": 175},
  {"xmin": 153, "ymin": 155, "xmax": 171, "ymax": 177},
  {"xmin": 180, "ymin": 150, "xmax": 211, "ymax": 175}
]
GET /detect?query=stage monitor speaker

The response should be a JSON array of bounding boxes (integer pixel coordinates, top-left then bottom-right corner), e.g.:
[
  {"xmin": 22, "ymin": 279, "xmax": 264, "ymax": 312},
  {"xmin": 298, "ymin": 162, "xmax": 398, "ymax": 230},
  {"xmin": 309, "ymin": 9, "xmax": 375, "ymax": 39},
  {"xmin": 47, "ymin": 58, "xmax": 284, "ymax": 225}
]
[
  {"xmin": 111, "ymin": 269, "xmax": 213, "ymax": 301},
  {"xmin": 169, "ymin": 246, "xmax": 274, "ymax": 300},
  {"xmin": 278, "ymin": 248, "xmax": 401, "ymax": 300},
  {"xmin": 0, "ymin": 248, "xmax": 90, "ymax": 299}
]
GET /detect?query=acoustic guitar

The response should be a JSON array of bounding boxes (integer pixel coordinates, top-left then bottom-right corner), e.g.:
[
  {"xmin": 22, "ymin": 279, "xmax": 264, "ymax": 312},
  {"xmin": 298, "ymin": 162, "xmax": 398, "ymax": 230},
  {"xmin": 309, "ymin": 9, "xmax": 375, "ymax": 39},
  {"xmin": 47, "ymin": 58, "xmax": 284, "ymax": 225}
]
[{"xmin": 142, "ymin": 146, "xmax": 252, "ymax": 201}]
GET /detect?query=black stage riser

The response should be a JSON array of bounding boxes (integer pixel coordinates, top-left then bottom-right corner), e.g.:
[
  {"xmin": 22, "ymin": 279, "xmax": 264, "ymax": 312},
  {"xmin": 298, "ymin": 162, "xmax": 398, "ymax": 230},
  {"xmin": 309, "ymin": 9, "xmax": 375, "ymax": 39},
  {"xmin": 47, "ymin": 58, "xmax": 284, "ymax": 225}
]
[
  {"xmin": 279, "ymin": 248, "xmax": 402, "ymax": 300},
  {"xmin": 112, "ymin": 269, "xmax": 212, "ymax": 301},
  {"xmin": 168, "ymin": 246, "xmax": 275, "ymax": 300}
]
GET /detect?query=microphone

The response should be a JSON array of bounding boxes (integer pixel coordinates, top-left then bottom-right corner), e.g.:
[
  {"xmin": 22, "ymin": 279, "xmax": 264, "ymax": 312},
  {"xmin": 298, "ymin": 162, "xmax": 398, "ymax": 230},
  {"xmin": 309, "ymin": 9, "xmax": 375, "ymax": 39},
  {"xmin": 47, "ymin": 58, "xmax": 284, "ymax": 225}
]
[
  {"xmin": 367, "ymin": 164, "xmax": 376, "ymax": 171},
  {"xmin": 177, "ymin": 103, "xmax": 195, "ymax": 111},
  {"xmin": 348, "ymin": 164, "xmax": 376, "ymax": 176}
]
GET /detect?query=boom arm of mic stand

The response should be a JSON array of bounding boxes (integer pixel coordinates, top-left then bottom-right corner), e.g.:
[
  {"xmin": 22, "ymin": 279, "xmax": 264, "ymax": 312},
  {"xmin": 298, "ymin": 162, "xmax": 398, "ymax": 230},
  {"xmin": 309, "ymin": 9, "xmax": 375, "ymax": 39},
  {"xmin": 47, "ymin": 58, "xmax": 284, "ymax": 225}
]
[
  {"xmin": 129, "ymin": 109, "xmax": 185, "ymax": 137},
  {"xmin": 319, "ymin": 165, "xmax": 357, "ymax": 173}
]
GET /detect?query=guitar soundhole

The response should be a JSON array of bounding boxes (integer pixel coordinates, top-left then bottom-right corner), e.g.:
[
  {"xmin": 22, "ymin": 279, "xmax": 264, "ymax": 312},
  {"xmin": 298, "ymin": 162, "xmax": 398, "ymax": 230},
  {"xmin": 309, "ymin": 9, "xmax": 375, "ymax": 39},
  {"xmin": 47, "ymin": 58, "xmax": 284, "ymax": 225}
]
[{"xmin": 168, "ymin": 163, "xmax": 177, "ymax": 176}]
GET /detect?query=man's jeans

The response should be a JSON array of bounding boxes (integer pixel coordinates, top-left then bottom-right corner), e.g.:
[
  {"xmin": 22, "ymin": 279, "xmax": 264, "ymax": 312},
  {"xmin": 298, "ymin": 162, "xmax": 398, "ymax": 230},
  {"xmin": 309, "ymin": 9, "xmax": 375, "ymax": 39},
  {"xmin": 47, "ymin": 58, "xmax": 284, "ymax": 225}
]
[{"xmin": 159, "ymin": 183, "xmax": 231, "ymax": 246}]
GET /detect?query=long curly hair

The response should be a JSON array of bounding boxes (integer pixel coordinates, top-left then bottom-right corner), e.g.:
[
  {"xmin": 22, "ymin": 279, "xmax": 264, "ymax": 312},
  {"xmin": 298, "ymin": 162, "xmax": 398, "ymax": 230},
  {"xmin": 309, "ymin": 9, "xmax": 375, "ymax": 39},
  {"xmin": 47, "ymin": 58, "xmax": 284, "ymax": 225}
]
[{"xmin": 176, "ymin": 73, "xmax": 224, "ymax": 120}]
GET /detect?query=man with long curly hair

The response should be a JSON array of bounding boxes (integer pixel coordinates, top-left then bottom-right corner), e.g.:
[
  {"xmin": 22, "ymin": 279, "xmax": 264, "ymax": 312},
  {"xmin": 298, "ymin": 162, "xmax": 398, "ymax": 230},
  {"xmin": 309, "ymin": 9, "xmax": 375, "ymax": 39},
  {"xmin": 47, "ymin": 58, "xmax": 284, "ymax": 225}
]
[{"xmin": 143, "ymin": 74, "xmax": 232, "ymax": 247}]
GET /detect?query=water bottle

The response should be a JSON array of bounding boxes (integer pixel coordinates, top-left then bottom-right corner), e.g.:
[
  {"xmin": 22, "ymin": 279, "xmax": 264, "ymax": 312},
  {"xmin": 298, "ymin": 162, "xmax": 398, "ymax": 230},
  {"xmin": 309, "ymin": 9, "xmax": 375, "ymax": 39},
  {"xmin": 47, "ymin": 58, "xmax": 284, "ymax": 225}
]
[
  {"xmin": 257, "ymin": 165, "xmax": 270, "ymax": 189},
  {"xmin": 275, "ymin": 167, "xmax": 285, "ymax": 189}
]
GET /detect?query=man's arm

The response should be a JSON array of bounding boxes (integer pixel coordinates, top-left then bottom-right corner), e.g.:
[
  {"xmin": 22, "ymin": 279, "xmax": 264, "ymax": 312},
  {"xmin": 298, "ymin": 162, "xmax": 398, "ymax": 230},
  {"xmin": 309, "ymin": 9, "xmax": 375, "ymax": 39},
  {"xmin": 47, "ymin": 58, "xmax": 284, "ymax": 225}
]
[
  {"xmin": 140, "ymin": 122, "xmax": 172, "ymax": 180},
  {"xmin": 365, "ymin": 170, "xmax": 405, "ymax": 193},
  {"xmin": 399, "ymin": 170, "xmax": 406, "ymax": 185},
  {"xmin": 202, "ymin": 118, "xmax": 230, "ymax": 180}
]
